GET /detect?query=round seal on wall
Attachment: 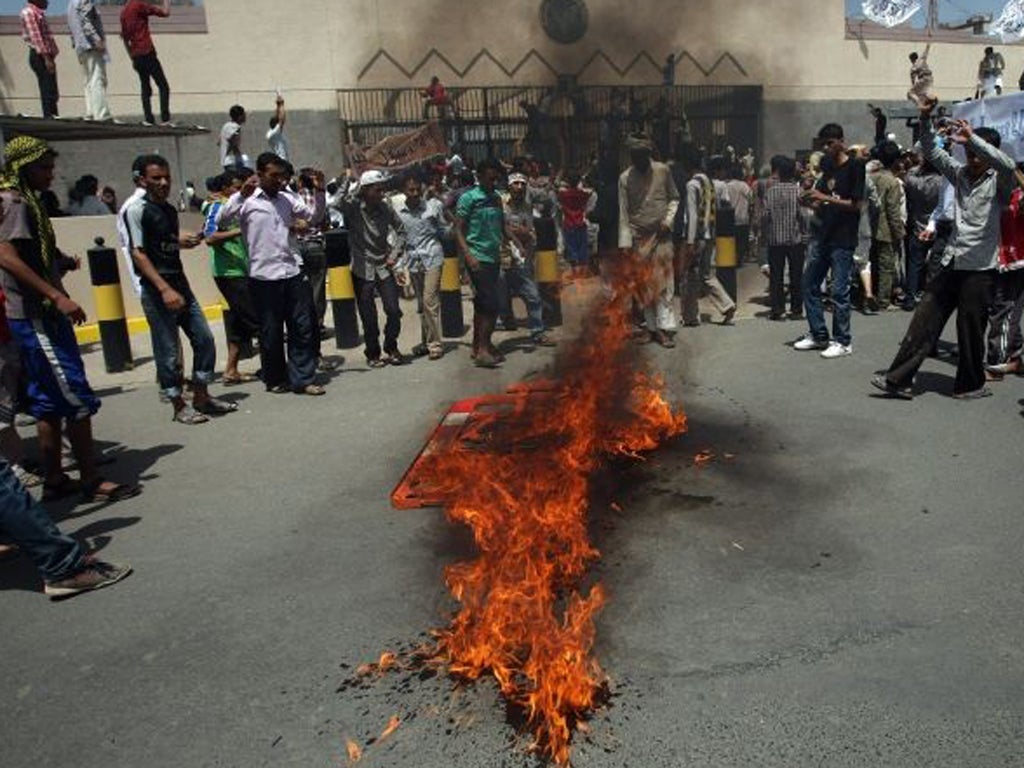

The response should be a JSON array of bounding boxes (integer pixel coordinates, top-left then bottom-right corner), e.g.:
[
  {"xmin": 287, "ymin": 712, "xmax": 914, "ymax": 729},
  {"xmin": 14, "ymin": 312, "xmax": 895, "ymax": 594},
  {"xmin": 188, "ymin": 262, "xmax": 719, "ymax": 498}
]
[{"xmin": 540, "ymin": 0, "xmax": 589, "ymax": 44}]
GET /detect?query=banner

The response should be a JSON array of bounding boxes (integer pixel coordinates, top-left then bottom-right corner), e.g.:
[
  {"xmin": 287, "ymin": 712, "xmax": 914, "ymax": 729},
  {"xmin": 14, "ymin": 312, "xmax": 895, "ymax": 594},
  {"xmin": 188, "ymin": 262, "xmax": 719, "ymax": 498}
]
[
  {"xmin": 861, "ymin": 0, "xmax": 921, "ymax": 27},
  {"xmin": 952, "ymin": 92, "xmax": 1024, "ymax": 161},
  {"xmin": 345, "ymin": 122, "xmax": 448, "ymax": 173},
  {"xmin": 991, "ymin": 0, "xmax": 1024, "ymax": 43}
]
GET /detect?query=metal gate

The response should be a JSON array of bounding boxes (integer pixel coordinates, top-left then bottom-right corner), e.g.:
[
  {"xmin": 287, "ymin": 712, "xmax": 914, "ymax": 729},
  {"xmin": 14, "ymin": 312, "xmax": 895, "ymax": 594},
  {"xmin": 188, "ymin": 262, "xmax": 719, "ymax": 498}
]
[{"xmin": 338, "ymin": 84, "xmax": 762, "ymax": 170}]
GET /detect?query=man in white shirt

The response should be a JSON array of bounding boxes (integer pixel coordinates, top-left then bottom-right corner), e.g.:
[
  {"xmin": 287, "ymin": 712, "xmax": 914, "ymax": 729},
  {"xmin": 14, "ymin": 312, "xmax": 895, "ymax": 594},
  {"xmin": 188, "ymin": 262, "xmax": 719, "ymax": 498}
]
[
  {"xmin": 219, "ymin": 104, "xmax": 246, "ymax": 170},
  {"xmin": 266, "ymin": 94, "xmax": 289, "ymax": 161},
  {"xmin": 67, "ymin": 0, "xmax": 110, "ymax": 121}
]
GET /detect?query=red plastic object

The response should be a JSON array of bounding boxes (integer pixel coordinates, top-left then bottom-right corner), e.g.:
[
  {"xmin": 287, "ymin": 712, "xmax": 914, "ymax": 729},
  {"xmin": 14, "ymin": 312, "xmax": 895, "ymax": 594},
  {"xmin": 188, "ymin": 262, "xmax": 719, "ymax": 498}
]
[{"xmin": 390, "ymin": 381, "xmax": 557, "ymax": 509}]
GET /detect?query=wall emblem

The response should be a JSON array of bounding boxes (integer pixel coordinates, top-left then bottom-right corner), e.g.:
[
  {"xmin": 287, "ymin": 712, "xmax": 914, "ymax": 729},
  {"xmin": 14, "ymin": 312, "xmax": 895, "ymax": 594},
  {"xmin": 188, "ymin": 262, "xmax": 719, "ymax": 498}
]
[{"xmin": 540, "ymin": 0, "xmax": 589, "ymax": 44}]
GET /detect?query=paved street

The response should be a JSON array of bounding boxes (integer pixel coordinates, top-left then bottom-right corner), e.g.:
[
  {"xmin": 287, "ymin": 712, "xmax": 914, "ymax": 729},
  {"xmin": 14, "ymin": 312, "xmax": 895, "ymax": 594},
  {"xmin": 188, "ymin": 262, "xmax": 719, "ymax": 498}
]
[{"xmin": 3, "ymin": 267, "xmax": 1023, "ymax": 768}]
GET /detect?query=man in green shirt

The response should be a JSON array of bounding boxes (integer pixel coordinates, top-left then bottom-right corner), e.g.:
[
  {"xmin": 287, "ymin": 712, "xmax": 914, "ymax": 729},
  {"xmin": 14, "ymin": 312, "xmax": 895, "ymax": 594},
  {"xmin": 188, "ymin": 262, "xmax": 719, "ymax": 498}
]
[
  {"xmin": 203, "ymin": 170, "xmax": 258, "ymax": 384},
  {"xmin": 455, "ymin": 157, "xmax": 506, "ymax": 368}
]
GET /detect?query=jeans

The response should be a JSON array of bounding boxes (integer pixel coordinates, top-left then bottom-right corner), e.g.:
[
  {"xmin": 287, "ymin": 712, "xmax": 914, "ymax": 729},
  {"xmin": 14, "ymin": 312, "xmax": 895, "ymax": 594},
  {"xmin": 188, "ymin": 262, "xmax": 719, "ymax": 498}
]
[
  {"xmin": 803, "ymin": 241, "xmax": 854, "ymax": 346},
  {"xmin": 140, "ymin": 281, "xmax": 216, "ymax": 399},
  {"xmin": 29, "ymin": 49, "xmax": 59, "ymax": 118},
  {"xmin": 0, "ymin": 457, "xmax": 83, "ymax": 582},
  {"xmin": 906, "ymin": 236, "xmax": 931, "ymax": 300},
  {"xmin": 249, "ymin": 274, "xmax": 318, "ymax": 389},
  {"xmin": 563, "ymin": 227, "xmax": 589, "ymax": 267},
  {"xmin": 131, "ymin": 51, "xmax": 170, "ymax": 123},
  {"xmin": 77, "ymin": 49, "xmax": 110, "ymax": 120},
  {"xmin": 498, "ymin": 263, "xmax": 545, "ymax": 336},
  {"xmin": 352, "ymin": 273, "xmax": 403, "ymax": 361},
  {"xmin": 768, "ymin": 244, "xmax": 805, "ymax": 316}
]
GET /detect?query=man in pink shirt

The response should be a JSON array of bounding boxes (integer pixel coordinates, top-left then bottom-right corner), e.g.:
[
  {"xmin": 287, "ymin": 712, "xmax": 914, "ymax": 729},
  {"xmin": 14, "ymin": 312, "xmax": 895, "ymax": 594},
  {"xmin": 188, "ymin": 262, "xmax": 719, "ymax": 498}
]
[
  {"xmin": 20, "ymin": 0, "xmax": 59, "ymax": 118},
  {"xmin": 120, "ymin": 0, "xmax": 171, "ymax": 124}
]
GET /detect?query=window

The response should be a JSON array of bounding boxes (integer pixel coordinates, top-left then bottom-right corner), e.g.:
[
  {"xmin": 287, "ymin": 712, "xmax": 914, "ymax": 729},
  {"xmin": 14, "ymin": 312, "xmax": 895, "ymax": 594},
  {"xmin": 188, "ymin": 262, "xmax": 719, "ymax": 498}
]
[
  {"xmin": 846, "ymin": 0, "xmax": 1022, "ymax": 43},
  {"xmin": 0, "ymin": 0, "xmax": 206, "ymax": 35}
]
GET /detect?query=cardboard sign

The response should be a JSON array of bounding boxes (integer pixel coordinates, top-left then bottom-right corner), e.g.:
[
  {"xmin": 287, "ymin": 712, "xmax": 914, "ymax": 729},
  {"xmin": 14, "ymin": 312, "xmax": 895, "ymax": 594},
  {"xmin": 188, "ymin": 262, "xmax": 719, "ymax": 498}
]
[
  {"xmin": 346, "ymin": 122, "xmax": 448, "ymax": 173},
  {"xmin": 953, "ymin": 93, "xmax": 1024, "ymax": 161}
]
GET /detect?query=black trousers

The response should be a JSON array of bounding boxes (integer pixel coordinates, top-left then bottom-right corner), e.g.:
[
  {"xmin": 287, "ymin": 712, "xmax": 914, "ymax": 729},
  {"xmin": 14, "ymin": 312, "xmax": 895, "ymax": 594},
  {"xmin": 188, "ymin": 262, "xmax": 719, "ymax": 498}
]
[
  {"xmin": 248, "ymin": 274, "xmax": 317, "ymax": 390},
  {"xmin": 352, "ymin": 273, "xmax": 402, "ymax": 361},
  {"xmin": 768, "ymin": 244, "xmax": 805, "ymax": 316},
  {"xmin": 131, "ymin": 52, "xmax": 171, "ymax": 123},
  {"xmin": 886, "ymin": 268, "xmax": 995, "ymax": 394},
  {"xmin": 28, "ymin": 50, "xmax": 58, "ymax": 118}
]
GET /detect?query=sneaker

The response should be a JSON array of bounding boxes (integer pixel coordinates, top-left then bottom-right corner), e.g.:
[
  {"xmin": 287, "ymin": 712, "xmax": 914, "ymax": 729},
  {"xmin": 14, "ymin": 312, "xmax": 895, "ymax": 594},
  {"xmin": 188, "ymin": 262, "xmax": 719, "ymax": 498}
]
[
  {"xmin": 820, "ymin": 341, "xmax": 852, "ymax": 359},
  {"xmin": 952, "ymin": 386, "xmax": 993, "ymax": 400},
  {"xmin": 793, "ymin": 335, "xmax": 829, "ymax": 351},
  {"xmin": 870, "ymin": 374, "xmax": 913, "ymax": 400},
  {"xmin": 44, "ymin": 559, "xmax": 132, "ymax": 600}
]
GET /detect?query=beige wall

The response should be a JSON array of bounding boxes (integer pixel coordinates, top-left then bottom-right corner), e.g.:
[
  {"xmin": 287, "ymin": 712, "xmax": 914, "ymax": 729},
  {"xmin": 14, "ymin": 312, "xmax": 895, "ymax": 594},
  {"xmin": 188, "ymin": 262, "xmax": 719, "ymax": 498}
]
[
  {"xmin": 0, "ymin": 0, "xmax": 1011, "ymax": 113},
  {"xmin": 53, "ymin": 212, "xmax": 223, "ymax": 323}
]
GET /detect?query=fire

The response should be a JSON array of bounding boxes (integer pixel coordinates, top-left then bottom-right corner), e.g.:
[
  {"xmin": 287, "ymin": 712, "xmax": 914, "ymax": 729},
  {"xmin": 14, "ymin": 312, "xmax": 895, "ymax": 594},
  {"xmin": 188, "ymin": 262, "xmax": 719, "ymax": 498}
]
[
  {"xmin": 345, "ymin": 739, "xmax": 362, "ymax": 764},
  {"xmin": 420, "ymin": 253, "xmax": 687, "ymax": 763}
]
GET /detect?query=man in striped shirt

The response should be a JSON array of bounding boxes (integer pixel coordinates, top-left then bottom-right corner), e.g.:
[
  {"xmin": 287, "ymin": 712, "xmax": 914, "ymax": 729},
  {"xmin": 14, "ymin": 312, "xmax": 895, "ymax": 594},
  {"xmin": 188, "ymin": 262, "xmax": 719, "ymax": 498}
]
[
  {"xmin": 20, "ymin": 0, "xmax": 59, "ymax": 118},
  {"xmin": 762, "ymin": 155, "xmax": 807, "ymax": 320}
]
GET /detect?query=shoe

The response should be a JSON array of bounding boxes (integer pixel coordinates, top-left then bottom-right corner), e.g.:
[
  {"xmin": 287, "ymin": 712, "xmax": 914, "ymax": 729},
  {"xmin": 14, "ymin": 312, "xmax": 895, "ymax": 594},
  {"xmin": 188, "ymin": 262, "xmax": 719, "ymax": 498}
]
[
  {"xmin": 172, "ymin": 405, "xmax": 209, "ymax": 424},
  {"xmin": 721, "ymin": 307, "xmax": 736, "ymax": 325},
  {"xmin": 317, "ymin": 357, "xmax": 338, "ymax": 372},
  {"xmin": 268, "ymin": 384, "xmax": 290, "ymax": 393},
  {"xmin": 384, "ymin": 352, "xmax": 410, "ymax": 366},
  {"xmin": 683, "ymin": 320, "xmax": 700, "ymax": 327},
  {"xmin": 787, "ymin": 311, "xmax": 804, "ymax": 321},
  {"xmin": 531, "ymin": 334, "xmax": 557, "ymax": 347},
  {"xmin": 769, "ymin": 313, "xmax": 785, "ymax": 321},
  {"xmin": 652, "ymin": 330, "xmax": 676, "ymax": 348},
  {"xmin": 11, "ymin": 463, "xmax": 43, "ymax": 489},
  {"xmin": 319, "ymin": 327, "xmax": 333, "ymax": 340},
  {"xmin": 428, "ymin": 349, "xmax": 443, "ymax": 360},
  {"xmin": 45, "ymin": 559, "xmax": 132, "ymax": 600},
  {"xmin": 820, "ymin": 341, "xmax": 852, "ymax": 359},
  {"xmin": 295, "ymin": 384, "xmax": 326, "ymax": 396},
  {"xmin": 952, "ymin": 386, "xmax": 993, "ymax": 400},
  {"xmin": 474, "ymin": 351, "xmax": 501, "ymax": 368},
  {"xmin": 793, "ymin": 335, "xmax": 828, "ymax": 351},
  {"xmin": 862, "ymin": 297, "xmax": 879, "ymax": 316},
  {"xmin": 870, "ymin": 374, "xmax": 913, "ymax": 400},
  {"xmin": 986, "ymin": 359, "xmax": 1021, "ymax": 376},
  {"xmin": 411, "ymin": 343, "xmax": 430, "ymax": 357},
  {"xmin": 194, "ymin": 397, "xmax": 238, "ymax": 416}
]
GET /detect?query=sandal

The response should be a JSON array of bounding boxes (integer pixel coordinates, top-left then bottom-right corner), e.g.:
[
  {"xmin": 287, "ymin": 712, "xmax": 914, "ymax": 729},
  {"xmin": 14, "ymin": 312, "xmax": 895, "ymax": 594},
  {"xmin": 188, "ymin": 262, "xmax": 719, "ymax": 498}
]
[
  {"xmin": 173, "ymin": 405, "xmax": 209, "ymax": 425},
  {"xmin": 222, "ymin": 372, "xmax": 258, "ymax": 385},
  {"xmin": 367, "ymin": 358, "xmax": 387, "ymax": 369},
  {"xmin": 42, "ymin": 474, "xmax": 82, "ymax": 502},
  {"xmin": 194, "ymin": 397, "xmax": 238, "ymax": 416},
  {"xmin": 81, "ymin": 478, "xmax": 142, "ymax": 504}
]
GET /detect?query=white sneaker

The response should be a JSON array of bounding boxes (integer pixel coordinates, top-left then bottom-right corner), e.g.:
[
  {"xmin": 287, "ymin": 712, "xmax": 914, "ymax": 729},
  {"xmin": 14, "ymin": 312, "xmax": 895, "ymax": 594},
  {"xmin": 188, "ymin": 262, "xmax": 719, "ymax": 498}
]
[
  {"xmin": 820, "ymin": 341, "xmax": 852, "ymax": 358},
  {"xmin": 793, "ymin": 335, "xmax": 828, "ymax": 351}
]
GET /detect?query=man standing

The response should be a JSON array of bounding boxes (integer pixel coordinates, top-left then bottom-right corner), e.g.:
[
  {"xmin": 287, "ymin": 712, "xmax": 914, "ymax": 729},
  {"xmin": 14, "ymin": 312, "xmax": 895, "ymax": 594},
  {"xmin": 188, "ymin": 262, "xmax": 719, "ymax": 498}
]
[
  {"xmin": 873, "ymin": 110, "xmax": 1015, "ymax": 400},
  {"xmin": 871, "ymin": 141, "xmax": 906, "ymax": 311},
  {"xmin": 618, "ymin": 134, "xmax": 680, "ymax": 347},
  {"xmin": 217, "ymin": 153, "xmax": 325, "ymax": 395},
  {"xmin": 396, "ymin": 176, "xmax": 447, "ymax": 360},
  {"xmin": 907, "ymin": 45, "xmax": 935, "ymax": 109},
  {"xmin": 333, "ymin": 170, "xmax": 409, "ymax": 367},
  {"xmin": 0, "ymin": 135, "xmax": 139, "ymax": 503},
  {"xmin": 266, "ymin": 94, "xmax": 290, "ymax": 162},
  {"xmin": 20, "ymin": 0, "xmax": 59, "ymax": 118},
  {"xmin": 220, "ymin": 105, "xmax": 247, "ymax": 170},
  {"xmin": 502, "ymin": 172, "xmax": 555, "ymax": 348},
  {"xmin": 120, "ymin": 0, "xmax": 171, "ymax": 124},
  {"xmin": 762, "ymin": 155, "xmax": 806, "ymax": 321},
  {"xmin": 67, "ymin": 0, "xmax": 110, "ymax": 121},
  {"xmin": 977, "ymin": 46, "xmax": 1006, "ymax": 98},
  {"xmin": 794, "ymin": 123, "xmax": 865, "ymax": 359},
  {"xmin": 126, "ymin": 155, "xmax": 236, "ymax": 423},
  {"xmin": 455, "ymin": 157, "xmax": 506, "ymax": 368},
  {"xmin": 726, "ymin": 164, "xmax": 753, "ymax": 265},
  {"xmin": 674, "ymin": 145, "xmax": 736, "ymax": 328}
]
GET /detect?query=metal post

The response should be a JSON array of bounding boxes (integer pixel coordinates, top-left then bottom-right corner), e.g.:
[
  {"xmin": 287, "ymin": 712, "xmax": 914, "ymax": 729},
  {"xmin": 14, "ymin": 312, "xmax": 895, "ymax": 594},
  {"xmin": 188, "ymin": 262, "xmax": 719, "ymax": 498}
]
[
  {"xmin": 87, "ymin": 237, "xmax": 133, "ymax": 372},
  {"xmin": 534, "ymin": 216, "xmax": 562, "ymax": 327},
  {"xmin": 325, "ymin": 229, "xmax": 360, "ymax": 348}
]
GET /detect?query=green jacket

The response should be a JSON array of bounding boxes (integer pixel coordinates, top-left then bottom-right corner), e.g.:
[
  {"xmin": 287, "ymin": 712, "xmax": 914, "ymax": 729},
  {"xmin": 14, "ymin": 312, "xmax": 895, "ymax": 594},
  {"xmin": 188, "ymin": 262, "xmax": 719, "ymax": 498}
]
[{"xmin": 873, "ymin": 169, "xmax": 905, "ymax": 245}]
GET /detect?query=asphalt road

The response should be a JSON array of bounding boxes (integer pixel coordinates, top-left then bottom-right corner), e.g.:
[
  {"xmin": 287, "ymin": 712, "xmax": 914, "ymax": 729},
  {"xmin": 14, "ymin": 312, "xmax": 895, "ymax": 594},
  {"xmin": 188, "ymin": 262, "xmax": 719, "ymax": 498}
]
[{"xmin": 2, "ymin": 266, "xmax": 1023, "ymax": 768}]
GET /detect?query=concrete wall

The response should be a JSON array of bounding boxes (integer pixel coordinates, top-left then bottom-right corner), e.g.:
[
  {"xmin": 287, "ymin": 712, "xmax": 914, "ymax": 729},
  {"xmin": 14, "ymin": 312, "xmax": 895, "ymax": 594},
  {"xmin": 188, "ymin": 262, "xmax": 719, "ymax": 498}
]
[{"xmin": 0, "ymin": 1, "xmax": 1017, "ymax": 181}]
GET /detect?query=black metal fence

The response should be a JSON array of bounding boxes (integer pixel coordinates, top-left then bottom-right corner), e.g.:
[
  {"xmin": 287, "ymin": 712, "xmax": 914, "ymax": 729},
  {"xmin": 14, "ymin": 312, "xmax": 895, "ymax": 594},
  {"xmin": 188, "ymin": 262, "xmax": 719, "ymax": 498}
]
[{"xmin": 339, "ymin": 84, "xmax": 762, "ymax": 170}]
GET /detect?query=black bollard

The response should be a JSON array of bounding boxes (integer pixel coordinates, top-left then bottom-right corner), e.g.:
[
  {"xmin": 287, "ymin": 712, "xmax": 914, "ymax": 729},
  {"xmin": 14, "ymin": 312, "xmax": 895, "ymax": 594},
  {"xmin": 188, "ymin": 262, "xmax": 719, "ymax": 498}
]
[
  {"xmin": 534, "ymin": 215, "xmax": 562, "ymax": 327},
  {"xmin": 440, "ymin": 238, "xmax": 465, "ymax": 338},
  {"xmin": 86, "ymin": 237, "xmax": 133, "ymax": 373},
  {"xmin": 325, "ymin": 229, "xmax": 360, "ymax": 349}
]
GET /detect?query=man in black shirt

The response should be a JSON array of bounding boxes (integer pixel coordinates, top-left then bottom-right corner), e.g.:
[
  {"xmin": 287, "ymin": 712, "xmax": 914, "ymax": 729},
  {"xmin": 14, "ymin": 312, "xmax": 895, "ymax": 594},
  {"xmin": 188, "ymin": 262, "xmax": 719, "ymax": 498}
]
[
  {"xmin": 794, "ymin": 123, "xmax": 865, "ymax": 359},
  {"xmin": 126, "ymin": 154, "xmax": 235, "ymax": 424}
]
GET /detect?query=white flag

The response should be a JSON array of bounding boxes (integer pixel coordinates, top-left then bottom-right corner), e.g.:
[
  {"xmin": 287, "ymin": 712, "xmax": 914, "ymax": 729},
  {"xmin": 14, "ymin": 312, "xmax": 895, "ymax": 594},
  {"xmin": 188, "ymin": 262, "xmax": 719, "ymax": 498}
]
[
  {"xmin": 991, "ymin": 0, "xmax": 1024, "ymax": 42},
  {"xmin": 861, "ymin": 0, "xmax": 922, "ymax": 27}
]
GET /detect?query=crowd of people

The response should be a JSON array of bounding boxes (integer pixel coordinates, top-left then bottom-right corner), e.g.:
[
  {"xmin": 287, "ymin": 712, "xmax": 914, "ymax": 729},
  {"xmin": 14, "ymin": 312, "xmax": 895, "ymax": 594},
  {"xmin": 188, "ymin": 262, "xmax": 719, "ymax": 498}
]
[{"xmin": 20, "ymin": 0, "xmax": 173, "ymax": 123}]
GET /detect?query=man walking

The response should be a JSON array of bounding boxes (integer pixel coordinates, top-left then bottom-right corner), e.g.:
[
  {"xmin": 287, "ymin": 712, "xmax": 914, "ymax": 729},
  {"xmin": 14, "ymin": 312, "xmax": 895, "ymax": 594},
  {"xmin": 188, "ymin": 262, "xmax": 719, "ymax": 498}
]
[
  {"xmin": 618, "ymin": 134, "xmax": 680, "ymax": 346},
  {"xmin": 126, "ymin": 155, "xmax": 236, "ymax": 424},
  {"xmin": 873, "ymin": 110, "xmax": 1015, "ymax": 400},
  {"xmin": 794, "ymin": 123, "xmax": 865, "ymax": 359},
  {"xmin": 120, "ymin": 0, "xmax": 171, "ymax": 124},
  {"xmin": 20, "ymin": 0, "xmax": 59, "ymax": 118},
  {"xmin": 67, "ymin": 0, "xmax": 110, "ymax": 121},
  {"xmin": 217, "ymin": 153, "xmax": 325, "ymax": 395}
]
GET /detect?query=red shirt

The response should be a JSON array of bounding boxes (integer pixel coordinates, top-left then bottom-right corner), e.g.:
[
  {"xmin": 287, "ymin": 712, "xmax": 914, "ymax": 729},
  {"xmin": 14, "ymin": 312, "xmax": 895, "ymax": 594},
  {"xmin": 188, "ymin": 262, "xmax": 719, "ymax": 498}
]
[
  {"xmin": 558, "ymin": 187, "xmax": 591, "ymax": 230},
  {"xmin": 120, "ymin": 0, "xmax": 168, "ymax": 59},
  {"xmin": 999, "ymin": 188, "xmax": 1024, "ymax": 272}
]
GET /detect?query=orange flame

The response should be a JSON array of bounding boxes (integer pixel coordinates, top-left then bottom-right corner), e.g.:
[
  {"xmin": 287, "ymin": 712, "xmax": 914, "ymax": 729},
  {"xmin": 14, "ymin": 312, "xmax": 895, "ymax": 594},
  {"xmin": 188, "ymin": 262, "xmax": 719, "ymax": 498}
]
[
  {"xmin": 423, "ymin": 254, "xmax": 687, "ymax": 764},
  {"xmin": 380, "ymin": 715, "xmax": 402, "ymax": 741},
  {"xmin": 345, "ymin": 739, "xmax": 362, "ymax": 764}
]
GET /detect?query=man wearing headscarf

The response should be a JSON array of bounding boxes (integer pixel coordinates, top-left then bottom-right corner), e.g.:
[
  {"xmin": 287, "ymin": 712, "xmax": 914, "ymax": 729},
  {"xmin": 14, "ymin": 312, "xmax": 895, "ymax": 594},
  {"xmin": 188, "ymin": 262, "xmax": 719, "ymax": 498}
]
[
  {"xmin": 618, "ymin": 133, "xmax": 680, "ymax": 347},
  {"xmin": 0, "ymin": 135, "xmax": 140, "ymax": 503}
]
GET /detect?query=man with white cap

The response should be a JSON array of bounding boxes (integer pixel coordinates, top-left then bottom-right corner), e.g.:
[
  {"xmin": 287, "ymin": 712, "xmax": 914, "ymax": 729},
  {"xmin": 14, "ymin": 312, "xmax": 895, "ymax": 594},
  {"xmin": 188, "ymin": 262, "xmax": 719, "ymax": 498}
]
[
  {"xmin": 618, "ymin": 133, "xmax": 680, "ymax": 347},
  {"xmin": 332, "ymin": 168, "xmax": 409, "ymax": 367}
]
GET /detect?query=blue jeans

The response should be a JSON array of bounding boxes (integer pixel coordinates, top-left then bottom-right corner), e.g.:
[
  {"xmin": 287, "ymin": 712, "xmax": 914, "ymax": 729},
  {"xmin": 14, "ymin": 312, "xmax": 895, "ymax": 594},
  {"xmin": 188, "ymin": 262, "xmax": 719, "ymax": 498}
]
[
  {"xmin": 0, "ymin": 458, "xmax": 84, "ymax": 582},
  {"xmin": 802, "ymin": 241, "xmax": 854, "ymax": 346},
  {"xmin": 498, "ymin": 263, "xmax": 545, "ymax": 337},
  {"xmin": 140, "ymin": 281, "xmax": 216, "ymax": 399}
]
